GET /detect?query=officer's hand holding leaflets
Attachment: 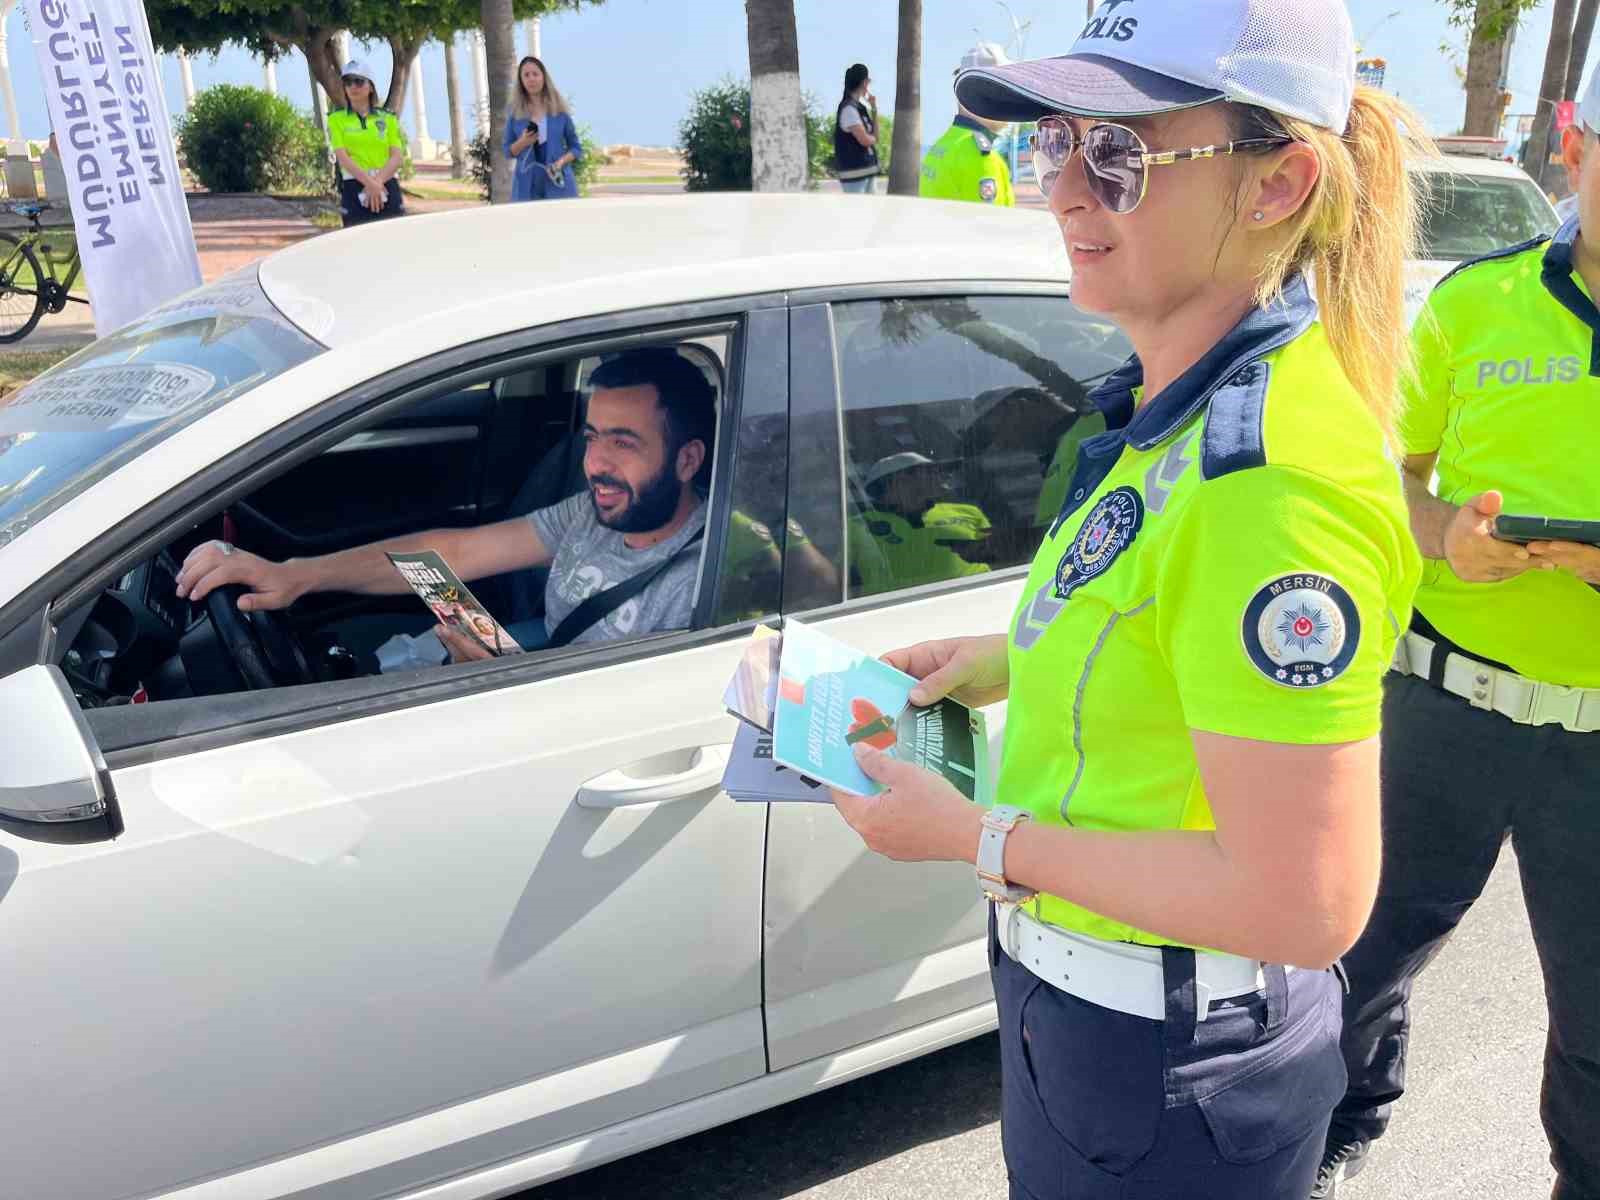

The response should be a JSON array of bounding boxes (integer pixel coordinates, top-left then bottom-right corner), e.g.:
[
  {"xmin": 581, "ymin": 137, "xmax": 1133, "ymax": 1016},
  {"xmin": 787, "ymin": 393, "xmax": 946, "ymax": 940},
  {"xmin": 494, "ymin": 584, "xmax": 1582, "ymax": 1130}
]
[{"xmin": 717, "ymin": 622, "xmax": 991, "ymax": 819}]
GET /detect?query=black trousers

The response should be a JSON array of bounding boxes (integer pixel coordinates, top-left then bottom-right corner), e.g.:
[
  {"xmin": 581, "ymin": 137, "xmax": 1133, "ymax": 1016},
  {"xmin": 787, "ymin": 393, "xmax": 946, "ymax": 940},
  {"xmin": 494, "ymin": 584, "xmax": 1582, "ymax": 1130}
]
[
  {"xmin": 993, "ymin": 911, "xmax": 1346, "ymax": 1199},
  {"xmin": 339, "ymin": 177, "xmax": 404, "ymax": 226},
  {"xmin": 1330, "ymin": 672, "xmax": 1600, "ymax": 1199}
]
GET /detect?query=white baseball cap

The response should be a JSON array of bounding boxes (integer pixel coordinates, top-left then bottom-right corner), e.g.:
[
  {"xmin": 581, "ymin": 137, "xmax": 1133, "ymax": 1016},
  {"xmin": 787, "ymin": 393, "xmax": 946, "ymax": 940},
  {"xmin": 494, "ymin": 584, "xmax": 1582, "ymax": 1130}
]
[
  {"xmin": 341, "ymin": 59, "xmax": 376, "ymax": 85},
  {"xmin": 956, "ymin": 0, "xmax": 1357, "ymax": 133},
  {"xmin": 1579, "ymin": 67, "xmax": 1600, "ymax": 132},
  {"xmin": 959, "ymin": 42, "xmax": 1011, "ymax": 74},
  {"xmin": 863, "ymin": 451, "xmax": 952, "ymax": 490}
]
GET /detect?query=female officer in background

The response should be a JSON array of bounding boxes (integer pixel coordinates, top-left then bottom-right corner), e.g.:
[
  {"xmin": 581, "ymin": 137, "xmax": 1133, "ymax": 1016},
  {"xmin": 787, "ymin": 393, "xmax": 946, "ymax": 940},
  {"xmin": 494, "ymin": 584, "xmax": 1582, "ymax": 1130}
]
[
  {"xmin": 327, "ymin": 60, "xmax": 406, "ymax": 226},
  {"xmin": 828, "ymin": 1, "xmax": 1429, "ymax": 1196}
]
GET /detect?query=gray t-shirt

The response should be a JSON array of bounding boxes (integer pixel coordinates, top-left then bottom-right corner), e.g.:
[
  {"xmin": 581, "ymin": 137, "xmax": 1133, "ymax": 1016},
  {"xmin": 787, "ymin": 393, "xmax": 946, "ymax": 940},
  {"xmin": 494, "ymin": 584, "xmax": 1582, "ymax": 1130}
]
[{"xmin": 528, "ymin": 493, "xmax": 706, "ymax": 645}]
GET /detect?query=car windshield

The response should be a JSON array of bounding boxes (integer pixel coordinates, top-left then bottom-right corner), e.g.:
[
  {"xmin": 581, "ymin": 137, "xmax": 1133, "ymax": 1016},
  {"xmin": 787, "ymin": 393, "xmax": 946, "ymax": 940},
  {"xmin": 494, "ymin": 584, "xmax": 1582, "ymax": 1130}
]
[
  {"xmin": 1413, "ymin": 170, "xmax": 1556, "ymax": 261},
  {"xmin": 0, "ymin": 270, "xmax": 322, "ymax": 546}
]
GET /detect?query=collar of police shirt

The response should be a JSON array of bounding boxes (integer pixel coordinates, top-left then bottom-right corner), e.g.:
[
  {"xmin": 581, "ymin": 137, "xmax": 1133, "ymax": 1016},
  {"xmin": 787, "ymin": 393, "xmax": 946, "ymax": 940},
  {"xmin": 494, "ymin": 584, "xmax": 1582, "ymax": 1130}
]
[
  {"xmin": 1044, "ymin": 272, "xmax": 1316, "ymax": 539},
  {"xmin": 1540, "ymin": 215, "xmax": 1600, "ymax": 371}
]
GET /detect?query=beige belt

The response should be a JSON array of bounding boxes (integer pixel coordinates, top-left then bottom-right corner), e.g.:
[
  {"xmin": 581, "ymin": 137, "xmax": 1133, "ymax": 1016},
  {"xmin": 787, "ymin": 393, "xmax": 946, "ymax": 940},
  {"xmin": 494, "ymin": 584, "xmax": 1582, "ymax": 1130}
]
[{"xmin": 1395, "ymin": 631, "xmax": 1600, "ymax": 733}]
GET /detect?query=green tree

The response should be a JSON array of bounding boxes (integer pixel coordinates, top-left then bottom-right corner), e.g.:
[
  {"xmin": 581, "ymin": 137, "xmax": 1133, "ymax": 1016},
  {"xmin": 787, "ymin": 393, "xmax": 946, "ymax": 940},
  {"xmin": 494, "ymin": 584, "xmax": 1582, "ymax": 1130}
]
[
  {"xmin": 1445, "ymin": 0, "xmax": 1543, "ymax": 137},
  {"xmin": 1520, "ymin": 0, "xmax": 1577, "ymax": 184},
  {"xmin": 145, "ymin": 1, "xmax": 596, "ymax": 121},
  {"xmin": 679, "ymin": 79, "xmax": 844, "ymax": 192}
]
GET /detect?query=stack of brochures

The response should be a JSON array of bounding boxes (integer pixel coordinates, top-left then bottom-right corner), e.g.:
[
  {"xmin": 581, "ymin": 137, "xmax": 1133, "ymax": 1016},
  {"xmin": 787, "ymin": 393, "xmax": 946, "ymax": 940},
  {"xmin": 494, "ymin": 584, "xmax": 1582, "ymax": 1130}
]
[{"xmin": 719, "ymin": 619, "xmax": 990, "ymax": 803}]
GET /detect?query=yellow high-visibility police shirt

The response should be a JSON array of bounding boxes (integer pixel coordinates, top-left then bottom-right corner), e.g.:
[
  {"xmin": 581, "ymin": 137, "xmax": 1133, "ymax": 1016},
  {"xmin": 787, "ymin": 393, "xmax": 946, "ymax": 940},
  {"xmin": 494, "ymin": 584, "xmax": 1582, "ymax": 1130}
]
[
  {"xmin": 1401, "ymin": 221, "xmax": 1600, "ymax": 687},
  {"xmin": 1000, "ymin": 276, "xmax": 1421, "ymax": 945}
]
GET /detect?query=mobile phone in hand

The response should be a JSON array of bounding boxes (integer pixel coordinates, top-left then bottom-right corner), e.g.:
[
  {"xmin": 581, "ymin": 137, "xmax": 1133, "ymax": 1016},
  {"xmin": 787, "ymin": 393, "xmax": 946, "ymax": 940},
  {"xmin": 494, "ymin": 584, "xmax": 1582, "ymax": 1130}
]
[{"xmin": 1492, "ymin": 514, "xmax": 1600, "ymax": 546}]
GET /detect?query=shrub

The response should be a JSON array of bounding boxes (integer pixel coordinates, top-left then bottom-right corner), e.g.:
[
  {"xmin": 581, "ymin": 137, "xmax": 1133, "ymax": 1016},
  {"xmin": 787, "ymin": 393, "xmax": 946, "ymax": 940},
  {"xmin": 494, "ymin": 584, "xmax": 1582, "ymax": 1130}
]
[
  {"xmin": 679, "ymin": 78, "xmax": 752, "ymax": 192},
  {"xmin": 177, "ymin": 84, "xmax": 331, "ymax": 196},
  {"xmin": 467, "ymin": 120, "xmax": 611, "ymax": 201},
  {"xmin": 681, "ymin": 79, "xmax": 878, "ymax": 191}
]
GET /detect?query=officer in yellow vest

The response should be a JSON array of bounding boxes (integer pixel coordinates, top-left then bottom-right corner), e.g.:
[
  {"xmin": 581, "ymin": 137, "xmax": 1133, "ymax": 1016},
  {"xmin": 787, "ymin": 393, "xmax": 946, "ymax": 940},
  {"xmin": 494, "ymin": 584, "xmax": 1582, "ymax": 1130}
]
[
  {"xmin": 827, "ymin": 2, "xmax": 1430, "ymax": 1196},
  {"xmin": 919, "ymin": 43, "xmax": 1015, "ymax": 207},
  {"xmin": 327, "ymin": 59, "xmax": 406, "ymax": 227},
  {"xmin": 1318, "ymin": 71, "xmax": 1600, "ymax": 1200},
  {"xmin": 847, "ymin": 452, "xmax": 991, "ymax": 595}
]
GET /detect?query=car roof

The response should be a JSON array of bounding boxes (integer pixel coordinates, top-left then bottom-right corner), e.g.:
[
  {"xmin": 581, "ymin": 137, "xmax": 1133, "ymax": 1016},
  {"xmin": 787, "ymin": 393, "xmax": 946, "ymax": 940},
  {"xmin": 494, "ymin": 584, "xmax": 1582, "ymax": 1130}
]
[
  {"xmin": 259, "ymin": 193, "xmax": 1069, "ymax": 355},
  {"xmin": 1408, "ymin": 154, "xmax": 1542, "ymax": 182}
]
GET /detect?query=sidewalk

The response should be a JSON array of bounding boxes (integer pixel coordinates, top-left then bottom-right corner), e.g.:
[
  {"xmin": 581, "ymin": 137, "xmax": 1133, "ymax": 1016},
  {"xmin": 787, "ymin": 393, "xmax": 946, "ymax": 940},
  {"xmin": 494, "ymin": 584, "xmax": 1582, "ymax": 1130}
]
[{"xmin": 5, "ymin": 193, "xmax": 330, "ymax": 353}]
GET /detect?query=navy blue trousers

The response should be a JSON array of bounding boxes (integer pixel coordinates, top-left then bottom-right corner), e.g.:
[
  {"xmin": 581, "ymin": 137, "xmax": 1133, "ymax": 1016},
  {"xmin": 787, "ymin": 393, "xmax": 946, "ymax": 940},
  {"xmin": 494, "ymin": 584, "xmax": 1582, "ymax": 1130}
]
[
  {"xmin": 991, "ymin": 912, "xmax": 1346, "ymax": 1199},
  {"xmin": 1331, "ymin": 672, "xmax": 1600, "ymax": 1200}
]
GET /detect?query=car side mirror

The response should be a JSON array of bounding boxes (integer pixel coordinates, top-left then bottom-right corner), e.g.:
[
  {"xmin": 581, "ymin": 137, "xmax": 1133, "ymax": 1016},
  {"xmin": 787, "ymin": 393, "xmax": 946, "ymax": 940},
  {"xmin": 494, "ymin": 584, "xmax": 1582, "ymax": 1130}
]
[{"xmin": 0, "ymin": 665, "xmax": 122, "ymax": 843}]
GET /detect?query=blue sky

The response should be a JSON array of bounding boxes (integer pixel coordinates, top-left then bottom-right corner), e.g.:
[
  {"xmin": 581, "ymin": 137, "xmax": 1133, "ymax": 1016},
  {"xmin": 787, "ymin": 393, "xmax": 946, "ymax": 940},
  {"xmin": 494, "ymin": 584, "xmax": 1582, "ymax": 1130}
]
[{"xmin": 2, "ymin": 1, "xmax": 1591, "ymax": 151}]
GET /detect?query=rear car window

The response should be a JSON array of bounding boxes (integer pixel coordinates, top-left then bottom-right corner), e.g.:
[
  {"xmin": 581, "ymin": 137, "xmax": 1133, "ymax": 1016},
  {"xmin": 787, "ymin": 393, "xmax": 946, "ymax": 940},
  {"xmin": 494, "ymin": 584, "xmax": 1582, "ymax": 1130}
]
[
  {"xmin": 829, "ymin": 294, "xmax": 1131, "ymax": 600},
  {"xmin": 0, "ymin": 269, "xmax": 323, "ymax": 546}
]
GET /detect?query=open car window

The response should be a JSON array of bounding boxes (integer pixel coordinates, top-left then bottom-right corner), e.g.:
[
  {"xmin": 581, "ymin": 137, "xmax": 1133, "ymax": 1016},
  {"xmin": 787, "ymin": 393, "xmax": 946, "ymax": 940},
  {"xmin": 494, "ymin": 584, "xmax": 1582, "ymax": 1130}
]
[{"xmin": 59, "ymin": 328, "xmax": 747, "ymax": 728}]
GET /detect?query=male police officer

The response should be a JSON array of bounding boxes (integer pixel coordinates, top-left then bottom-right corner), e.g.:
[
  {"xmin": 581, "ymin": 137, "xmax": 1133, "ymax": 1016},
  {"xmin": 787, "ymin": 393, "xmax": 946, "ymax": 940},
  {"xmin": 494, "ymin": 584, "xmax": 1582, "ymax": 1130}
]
[
  {"xmin": 919, "ymin": 44, "xmax": 1015, "ymax": 207},
  {"xmin": 1315, "ymin": 70, "xmax": 1600, "ymax": 1200}
]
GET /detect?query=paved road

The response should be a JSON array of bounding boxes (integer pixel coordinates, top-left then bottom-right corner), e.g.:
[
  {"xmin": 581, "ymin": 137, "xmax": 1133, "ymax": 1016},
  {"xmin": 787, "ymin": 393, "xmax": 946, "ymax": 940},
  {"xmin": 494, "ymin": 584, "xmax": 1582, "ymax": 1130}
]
[{"xmin": 521, "ymin": 850, "xmax": 1551, "ymax": 1199}]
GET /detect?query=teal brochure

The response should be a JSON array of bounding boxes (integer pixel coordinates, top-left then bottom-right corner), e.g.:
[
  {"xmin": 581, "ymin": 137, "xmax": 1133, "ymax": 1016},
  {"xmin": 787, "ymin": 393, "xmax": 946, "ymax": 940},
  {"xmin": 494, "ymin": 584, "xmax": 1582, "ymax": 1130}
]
[
  {"xmin": 769, "ymin": 619, "xmax": 990, "ymax": 800},
  {"xmin": 771, "ymin": 619, "xmax": 916, "ymax": 796}
]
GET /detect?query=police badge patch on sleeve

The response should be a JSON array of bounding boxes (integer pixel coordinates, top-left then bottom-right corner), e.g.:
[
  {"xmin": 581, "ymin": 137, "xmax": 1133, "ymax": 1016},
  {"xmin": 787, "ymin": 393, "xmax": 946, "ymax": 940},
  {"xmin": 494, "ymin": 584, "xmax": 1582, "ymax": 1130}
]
[
  {"xmin": 979, "ymin": 178, "xmax": 998, "ymax": 203},
  {"xmin": 1242, "ymin": 573, "xmax": 1361, "ymax": 688},
  {"xmin": 1055, "ymin": 486, "xmax": 1143, "ymax": 599}
]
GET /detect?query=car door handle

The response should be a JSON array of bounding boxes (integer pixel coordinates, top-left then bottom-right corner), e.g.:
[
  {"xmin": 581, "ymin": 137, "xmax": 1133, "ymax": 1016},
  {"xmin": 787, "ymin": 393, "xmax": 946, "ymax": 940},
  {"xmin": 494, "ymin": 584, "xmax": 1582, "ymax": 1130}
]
[{"xmin": 576, "ymin": 745, "xmax": 731, "ymax": 809}]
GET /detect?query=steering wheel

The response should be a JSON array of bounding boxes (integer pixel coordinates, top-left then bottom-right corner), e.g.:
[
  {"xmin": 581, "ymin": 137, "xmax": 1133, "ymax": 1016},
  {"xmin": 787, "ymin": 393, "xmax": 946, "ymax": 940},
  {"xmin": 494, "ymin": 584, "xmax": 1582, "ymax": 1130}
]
[{"xmin": 205, "ymin": 584, "xmax": 316, "ymax": 690}]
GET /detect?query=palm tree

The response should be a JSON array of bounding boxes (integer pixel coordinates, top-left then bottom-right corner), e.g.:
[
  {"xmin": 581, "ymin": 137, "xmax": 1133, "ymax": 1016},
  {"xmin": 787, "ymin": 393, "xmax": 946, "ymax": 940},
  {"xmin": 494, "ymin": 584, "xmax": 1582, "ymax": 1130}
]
[
  {"xmin": 1562, "ymin": 0, "xmax": 1600, "ymax": 101},
  {"xmin": 481, "ymin": 0, "xmax": 516, "ymax": 201},
  {"xmin": 887, "ymin": 0, "xmax": 922, "ymax": 196},
  {"xmin": 745, "ymin": 0, "xmax": 807, "ymax": 191},
  {"xmin": 443, "ymin": 34, "xmax": 468, "ymax": 179},
  {"xmin": 1521, "ymin": 0, "xmax": 1578, "ymax": 186}
]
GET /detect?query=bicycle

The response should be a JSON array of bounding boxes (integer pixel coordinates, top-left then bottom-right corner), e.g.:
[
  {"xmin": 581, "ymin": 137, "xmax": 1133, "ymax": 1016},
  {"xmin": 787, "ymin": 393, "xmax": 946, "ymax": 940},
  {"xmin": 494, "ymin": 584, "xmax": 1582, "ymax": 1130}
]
[{"xmin": 0, "ymin": 201, "xmax": 86, "ymax": 343}]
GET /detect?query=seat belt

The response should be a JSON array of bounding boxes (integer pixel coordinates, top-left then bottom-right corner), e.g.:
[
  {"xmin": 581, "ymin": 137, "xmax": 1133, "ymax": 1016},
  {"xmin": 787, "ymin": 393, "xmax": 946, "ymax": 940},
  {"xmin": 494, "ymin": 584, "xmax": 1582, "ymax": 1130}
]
[{"xmin": 545, "ymin": 528, "xmax": 705, "ymax": 649}]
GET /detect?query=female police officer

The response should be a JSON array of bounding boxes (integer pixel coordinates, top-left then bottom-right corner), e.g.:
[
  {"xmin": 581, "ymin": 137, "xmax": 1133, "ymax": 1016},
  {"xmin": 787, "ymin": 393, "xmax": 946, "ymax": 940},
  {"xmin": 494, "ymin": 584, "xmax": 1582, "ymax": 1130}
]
[{"xmin": 829, "ymin": 2, "xmax": 1429, "ymax": 1197}]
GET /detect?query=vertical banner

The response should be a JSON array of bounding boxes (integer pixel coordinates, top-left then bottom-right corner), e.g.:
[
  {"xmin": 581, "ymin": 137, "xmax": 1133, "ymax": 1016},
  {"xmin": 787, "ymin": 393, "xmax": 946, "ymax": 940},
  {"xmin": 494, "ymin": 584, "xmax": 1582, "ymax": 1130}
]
[{"xmin": 24, "ymin": 0, "xmax": 202, "ymax": 335}]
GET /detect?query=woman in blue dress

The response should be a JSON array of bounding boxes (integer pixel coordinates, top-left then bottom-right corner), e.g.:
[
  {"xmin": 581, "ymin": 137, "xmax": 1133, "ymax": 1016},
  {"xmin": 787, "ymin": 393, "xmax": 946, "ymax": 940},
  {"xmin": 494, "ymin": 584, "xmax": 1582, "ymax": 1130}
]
[{"xmin": 502, "ymin": 56, "xmax": 582, "ymax": 201}]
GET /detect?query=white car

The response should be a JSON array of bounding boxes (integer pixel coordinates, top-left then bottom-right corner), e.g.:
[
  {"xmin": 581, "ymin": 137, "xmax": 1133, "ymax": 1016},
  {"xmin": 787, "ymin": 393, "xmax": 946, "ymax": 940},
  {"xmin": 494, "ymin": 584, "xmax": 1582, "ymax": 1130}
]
[
  {"xmin": 1405, "ymin": 154, "xmax": 1561, "ymax": 323},
  {"xmin": 0, "ymin": 195, "xmax": 1130, "ymax": 1200}
]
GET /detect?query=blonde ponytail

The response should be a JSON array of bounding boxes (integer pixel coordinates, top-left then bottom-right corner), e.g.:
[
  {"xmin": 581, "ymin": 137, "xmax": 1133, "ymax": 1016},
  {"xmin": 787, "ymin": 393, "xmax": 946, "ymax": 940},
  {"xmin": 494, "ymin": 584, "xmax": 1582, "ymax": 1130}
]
[{"xmin": 1235, "ymin": 88, "xmax": 1437, "ymax": 441}]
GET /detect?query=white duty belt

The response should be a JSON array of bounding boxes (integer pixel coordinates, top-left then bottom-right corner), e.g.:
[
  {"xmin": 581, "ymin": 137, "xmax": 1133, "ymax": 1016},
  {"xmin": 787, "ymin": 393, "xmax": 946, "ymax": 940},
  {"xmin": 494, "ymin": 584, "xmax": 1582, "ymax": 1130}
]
[
  {"xmin": 1395, "ymin": 631, "xmax": 1600, "ymax": 733},
  {"xmin": 994, "ymin": 902, "xmax": 1284, "ymax": 1022}
]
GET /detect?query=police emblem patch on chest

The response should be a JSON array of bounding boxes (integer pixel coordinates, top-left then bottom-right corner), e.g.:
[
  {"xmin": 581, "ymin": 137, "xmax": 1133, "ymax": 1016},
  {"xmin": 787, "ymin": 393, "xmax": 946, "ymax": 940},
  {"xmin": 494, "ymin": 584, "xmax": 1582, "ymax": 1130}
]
[
  {"xmin": 376, "ymin": 118, "xmax": 387, "ymax": 134},
  {"xmin": 1242, "ymin": 573, "xmax": 1361, "ymax": 689},
  {"xmin": 1055, "ymin": 486, "xmax": 1143, "ymax": 599}
]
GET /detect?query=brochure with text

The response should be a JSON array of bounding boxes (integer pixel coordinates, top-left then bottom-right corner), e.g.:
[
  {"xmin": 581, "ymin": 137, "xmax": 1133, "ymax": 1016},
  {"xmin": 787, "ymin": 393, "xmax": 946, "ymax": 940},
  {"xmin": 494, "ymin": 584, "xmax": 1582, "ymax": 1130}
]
[
  {"xmin": 766, "ymin": 619, "xmax": 990, "ymax": 800},
  {"xmin": 386, "ymin": 550, "xmax": 524, "ymax": 658},
  {"xmin": 723, "ymin": 719, "xmax": 830, "ymax": 803}
]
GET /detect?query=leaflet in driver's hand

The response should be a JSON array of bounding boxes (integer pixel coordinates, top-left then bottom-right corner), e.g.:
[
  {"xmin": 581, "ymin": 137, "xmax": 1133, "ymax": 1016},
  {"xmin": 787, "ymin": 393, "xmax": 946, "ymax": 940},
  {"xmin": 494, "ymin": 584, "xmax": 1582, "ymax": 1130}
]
[{"xmin": 386, "ymin": 550, "xmax": 524, "ymax": 657}]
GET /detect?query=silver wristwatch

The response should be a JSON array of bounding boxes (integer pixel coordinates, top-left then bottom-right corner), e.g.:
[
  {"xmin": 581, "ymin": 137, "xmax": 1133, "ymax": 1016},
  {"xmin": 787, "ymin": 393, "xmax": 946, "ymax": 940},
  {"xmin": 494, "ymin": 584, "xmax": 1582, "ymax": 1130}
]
[{"xmin": 976, "ymin": 805, "xmax": 1036, "ymax": 904}]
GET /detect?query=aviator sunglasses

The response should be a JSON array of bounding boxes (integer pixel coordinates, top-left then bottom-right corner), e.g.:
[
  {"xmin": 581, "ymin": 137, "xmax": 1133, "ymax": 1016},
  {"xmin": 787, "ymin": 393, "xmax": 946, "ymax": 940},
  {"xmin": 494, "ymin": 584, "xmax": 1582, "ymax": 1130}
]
[{"xmin": 1028, "ymin": 115, "xmax": 1292, "ymax": 214}]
